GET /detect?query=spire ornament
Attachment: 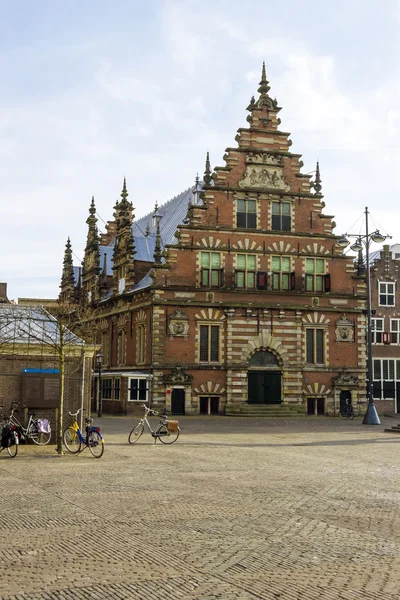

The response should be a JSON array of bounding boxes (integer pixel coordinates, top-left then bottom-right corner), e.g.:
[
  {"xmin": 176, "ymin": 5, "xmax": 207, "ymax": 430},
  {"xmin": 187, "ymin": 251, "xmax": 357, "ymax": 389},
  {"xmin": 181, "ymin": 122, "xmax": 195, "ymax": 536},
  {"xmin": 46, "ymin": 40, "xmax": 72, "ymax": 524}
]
[
  {"xmin": 313, "ymin": 161, "xmax": 322, "ymax": 194},
  {"xmin": 153, "ymin": 202, "xmax": 162, "ymax": 265},
  {"xmin": 257, "ymin": 62, "xmax": 271, "ymax": 95},
  {"xmin": 204, "ymin": 152, "xmax": 212, "ymax": 186}
]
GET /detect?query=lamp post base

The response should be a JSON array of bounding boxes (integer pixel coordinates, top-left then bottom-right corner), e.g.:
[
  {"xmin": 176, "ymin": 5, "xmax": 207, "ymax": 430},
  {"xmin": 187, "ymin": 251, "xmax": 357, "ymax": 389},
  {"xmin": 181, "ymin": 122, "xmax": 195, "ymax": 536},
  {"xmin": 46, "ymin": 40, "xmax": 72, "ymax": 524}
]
[{"xmin": 362, "ymin": 403, "xmax": 381, "ymax": 425}]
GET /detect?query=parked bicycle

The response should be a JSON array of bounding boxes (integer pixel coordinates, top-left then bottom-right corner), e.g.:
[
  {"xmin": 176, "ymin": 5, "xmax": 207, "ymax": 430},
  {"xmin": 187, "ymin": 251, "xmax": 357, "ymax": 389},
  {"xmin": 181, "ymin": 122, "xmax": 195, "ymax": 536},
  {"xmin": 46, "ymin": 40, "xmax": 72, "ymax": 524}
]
[
  {"xmin": 8, "ymin": 404, "xmax": 51, "ymax": 445},
  {"xmin": 0, "ymin": 407, "xmax": 19, "ymax": 457},
  {"xmin": 63, "ymin": 409, "xmax": 104, "ymax": 458},
  {"xmin": 128, "ymin": 404, "xmax": 180, "ymax": 445}
]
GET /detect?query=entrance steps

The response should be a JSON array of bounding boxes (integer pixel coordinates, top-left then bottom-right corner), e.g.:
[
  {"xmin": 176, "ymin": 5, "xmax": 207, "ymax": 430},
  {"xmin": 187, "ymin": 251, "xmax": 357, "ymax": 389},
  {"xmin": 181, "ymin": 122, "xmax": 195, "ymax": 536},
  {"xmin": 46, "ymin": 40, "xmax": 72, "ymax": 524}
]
[
  {"xmin": 384, "ymin": 423, "xmax": 400, "ymax": 433},
  {"xmin": 225, "ymin": 403, "xmax": 306, "ymax": 418}
]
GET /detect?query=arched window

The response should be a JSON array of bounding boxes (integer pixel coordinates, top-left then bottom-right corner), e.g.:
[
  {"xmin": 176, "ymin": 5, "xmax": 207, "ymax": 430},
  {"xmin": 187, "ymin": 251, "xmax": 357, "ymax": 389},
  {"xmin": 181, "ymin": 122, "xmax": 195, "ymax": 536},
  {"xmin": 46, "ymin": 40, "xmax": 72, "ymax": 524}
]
[{"xmin": 249, "ymin": 350, "xmax": 278, "ymax": 368}]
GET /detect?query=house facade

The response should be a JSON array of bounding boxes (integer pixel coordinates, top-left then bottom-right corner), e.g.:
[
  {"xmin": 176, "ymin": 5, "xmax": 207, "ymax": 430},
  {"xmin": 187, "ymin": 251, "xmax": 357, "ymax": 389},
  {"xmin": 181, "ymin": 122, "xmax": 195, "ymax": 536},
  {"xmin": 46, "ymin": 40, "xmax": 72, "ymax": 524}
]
[
  {"xmin": 0, "ymin": 303, "xmax": 94, "ymax": 437},
  {"xmin": 60, "ymin": 64, "xmax": 368, "ymax": 417},
  {"xmin": 370, "ymin": 244, "xmax": 400, "ymax": 414}
]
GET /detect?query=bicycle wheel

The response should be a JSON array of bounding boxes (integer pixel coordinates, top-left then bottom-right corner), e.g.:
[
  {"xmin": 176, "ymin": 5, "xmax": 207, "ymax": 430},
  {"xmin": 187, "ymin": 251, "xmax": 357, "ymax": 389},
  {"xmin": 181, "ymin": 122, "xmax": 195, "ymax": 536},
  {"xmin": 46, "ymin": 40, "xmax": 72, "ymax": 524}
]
[
  {"xmin": 349, "ymin": 409, "xmax": 355, "ymax": 420},
  {"xmin": 7, "ymin": 434, "xmax": 18, "ymax": 458},
  {"xmin": 128, "ymin": 423, "xmax": 144, "ymax": 444},
  {"xmin": 87, "ymin": 431, "xmax": 104, "ymax": 458},
  {"xmin": 63, "ymin": 427, "xmax": 81, "ymax": 454},
  {"xmin": 157, "ymin": 424, "xmax": 180, "ymax": 445},
  {"xmin": 30, "ymin": 425, "xmax": 51, "ymax": 445}
]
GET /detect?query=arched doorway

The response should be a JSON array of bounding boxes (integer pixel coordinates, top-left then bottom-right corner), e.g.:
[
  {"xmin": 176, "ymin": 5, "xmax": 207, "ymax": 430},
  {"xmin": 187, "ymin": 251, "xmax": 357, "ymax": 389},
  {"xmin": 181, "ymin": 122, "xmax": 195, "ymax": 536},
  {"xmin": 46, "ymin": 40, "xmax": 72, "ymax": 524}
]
[{"xmin": 248, "ymin": 350, "xmax": 282, "ymax": 404}]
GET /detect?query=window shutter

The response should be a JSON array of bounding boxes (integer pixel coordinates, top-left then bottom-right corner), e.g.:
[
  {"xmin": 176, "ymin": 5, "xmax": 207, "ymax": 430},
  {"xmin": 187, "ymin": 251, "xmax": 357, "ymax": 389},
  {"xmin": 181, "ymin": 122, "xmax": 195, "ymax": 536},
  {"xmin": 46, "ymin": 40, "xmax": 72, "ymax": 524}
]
[
  {"xmin": 256, "ymin": 271, "xmax": 268, "ymax": 290},
  {"xmin": 324, "ymin": 274, "xmax": 331, "ymax": 292},
  {"xmin": 290, "ymin": 272, "xmax": 296, "ymax": 291}
]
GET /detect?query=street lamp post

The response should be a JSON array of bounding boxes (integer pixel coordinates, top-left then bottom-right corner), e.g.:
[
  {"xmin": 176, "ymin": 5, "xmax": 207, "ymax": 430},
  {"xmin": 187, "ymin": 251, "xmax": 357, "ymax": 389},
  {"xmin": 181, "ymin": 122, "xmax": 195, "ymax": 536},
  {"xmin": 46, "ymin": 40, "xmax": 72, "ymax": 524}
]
[
  {"xmin": 96, "ymin": 353, "xmax": 103, "ymax": 418},
  {"xmin": 338, "ymin": 207, "xmax": 389, "ymax": 425}
]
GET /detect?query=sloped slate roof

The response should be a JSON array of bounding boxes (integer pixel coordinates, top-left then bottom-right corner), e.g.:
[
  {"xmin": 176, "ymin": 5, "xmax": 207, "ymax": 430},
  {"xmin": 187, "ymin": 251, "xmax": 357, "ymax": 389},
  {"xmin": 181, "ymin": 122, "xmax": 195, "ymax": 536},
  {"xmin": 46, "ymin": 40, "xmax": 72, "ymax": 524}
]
[
  {"xmin": 99, "ymin": 185, "xmax": 198, "ymax": 276},
  {"xmin": 0, "ymin": 305, "xmax": 83, "ymax": 346}
]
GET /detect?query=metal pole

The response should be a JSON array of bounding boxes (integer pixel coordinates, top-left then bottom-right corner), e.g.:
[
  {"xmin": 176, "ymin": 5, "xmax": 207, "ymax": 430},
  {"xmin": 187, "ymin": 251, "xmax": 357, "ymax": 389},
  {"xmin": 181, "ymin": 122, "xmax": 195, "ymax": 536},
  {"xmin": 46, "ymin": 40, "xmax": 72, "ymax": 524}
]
[
  {"xmin": 97, "ymin": 360, "xmax": 102, "ymax": 418},
  {"xmin": 363, "ymin": 206, "xmax": 380, "ymax": 425}
]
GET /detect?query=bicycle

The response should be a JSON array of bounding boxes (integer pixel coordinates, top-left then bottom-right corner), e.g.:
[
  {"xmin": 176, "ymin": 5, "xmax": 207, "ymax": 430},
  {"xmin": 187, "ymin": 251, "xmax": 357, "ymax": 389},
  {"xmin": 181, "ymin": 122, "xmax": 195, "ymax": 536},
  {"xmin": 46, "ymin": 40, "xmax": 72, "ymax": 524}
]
[
  {"xmin": 8, "ymin": 404, "xmax": 51, "ymax": 445},
  {"xmin": 340, "ymin": 404, "xmax": 355, "ymax": 420},
  {"xmin": 128, "ymin": 404, "xmax": 180, "ymax": 445},
  {"xmin": 63, "ymin": 409, "xmax": 104, "ymax": 458},
  {"xmin": 0, "ymin": 408, "xmax": 19, "ymax": 457}
]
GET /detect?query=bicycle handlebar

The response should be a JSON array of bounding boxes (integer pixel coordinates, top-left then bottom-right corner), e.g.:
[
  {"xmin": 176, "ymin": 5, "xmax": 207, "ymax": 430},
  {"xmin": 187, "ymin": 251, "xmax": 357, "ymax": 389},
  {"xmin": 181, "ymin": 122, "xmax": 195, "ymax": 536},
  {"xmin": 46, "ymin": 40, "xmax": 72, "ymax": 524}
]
[{"xmin": 68, "ymin": 408, "xmax": 86, "ymax": 417}]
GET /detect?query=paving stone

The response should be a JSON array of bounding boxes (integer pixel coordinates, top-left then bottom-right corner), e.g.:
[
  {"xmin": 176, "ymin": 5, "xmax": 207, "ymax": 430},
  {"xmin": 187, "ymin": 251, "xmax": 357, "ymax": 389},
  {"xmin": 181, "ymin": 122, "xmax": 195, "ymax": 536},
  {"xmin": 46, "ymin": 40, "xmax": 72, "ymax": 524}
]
[{"xmin": 1, "ymin": 415, "xmax": 400, "ymax": 600}]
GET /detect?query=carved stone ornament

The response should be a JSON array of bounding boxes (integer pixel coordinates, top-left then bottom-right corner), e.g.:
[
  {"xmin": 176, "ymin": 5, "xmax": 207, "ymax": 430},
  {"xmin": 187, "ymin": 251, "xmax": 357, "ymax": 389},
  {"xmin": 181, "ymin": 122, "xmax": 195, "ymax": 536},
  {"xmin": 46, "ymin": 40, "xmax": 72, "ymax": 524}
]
[
  {"xmin": 162, "ymin": 365, "xmax": 193, "ymax": 385},
  {"xmin": 168, "ymin": 308, "xmax": 189, "ymax": 339},
  {"xmin": 246, "ymin": 152, "xmax": 283, "ymax": 166},
  {"xmin": 332, "ymin": 370, "xmax": 358, "ymax": 387},
  {"xmin": 238, "ymin": 166, "xmax": 290, "ymax": 191},
  {"xmin": 335, "ymin": 314, "xmax": 354, "ymax": 342}
]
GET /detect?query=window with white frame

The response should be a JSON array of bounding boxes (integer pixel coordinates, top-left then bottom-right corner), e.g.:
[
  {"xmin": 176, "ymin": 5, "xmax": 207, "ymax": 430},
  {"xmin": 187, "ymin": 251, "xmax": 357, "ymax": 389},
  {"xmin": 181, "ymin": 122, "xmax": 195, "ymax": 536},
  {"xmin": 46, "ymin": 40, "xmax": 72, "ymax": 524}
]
[
  {"xmin": 372, "ymin": 359, "xmax": 399, "ymax": 399},
  {"xmin": 371, "ymin": 318, "xmax": 384, "ymax": 344},
  {"xmin": 379, "ymin": 281, "xmax": 395, "ymax": 306},
  {"xmin": 391, "ymin": 319, "xmax": 400, "ymax": 344},
  {"xmin": 128, "ymin": 377, "xmax": 149, "ymax": 402},
  {"xmin": 235, "ymin": 254, "xmax": 256, "ymax": 288}
]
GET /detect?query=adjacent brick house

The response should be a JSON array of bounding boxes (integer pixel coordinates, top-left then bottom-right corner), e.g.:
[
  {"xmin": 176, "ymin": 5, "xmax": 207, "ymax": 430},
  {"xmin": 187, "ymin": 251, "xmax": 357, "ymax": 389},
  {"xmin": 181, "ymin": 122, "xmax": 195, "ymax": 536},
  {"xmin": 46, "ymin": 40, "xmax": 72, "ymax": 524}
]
[
  {"xmin": 369, "ymin": 244, "xmax": 400, "ymax": 414},
  {"xmin": 60, "ymin": 64, "xmax": 368, "ymax": 417},
  {"xmin": 0, "ymin": 303, "xmax": 94, "ymax": 436}
]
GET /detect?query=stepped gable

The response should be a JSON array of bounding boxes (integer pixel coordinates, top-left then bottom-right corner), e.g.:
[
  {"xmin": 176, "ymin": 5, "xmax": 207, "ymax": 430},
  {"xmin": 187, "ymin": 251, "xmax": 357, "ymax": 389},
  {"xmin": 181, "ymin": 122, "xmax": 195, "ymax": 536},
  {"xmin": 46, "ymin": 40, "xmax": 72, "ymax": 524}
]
[{"xmin": 167, "ymin": 62, "xmax": 336, "ymax": 245}]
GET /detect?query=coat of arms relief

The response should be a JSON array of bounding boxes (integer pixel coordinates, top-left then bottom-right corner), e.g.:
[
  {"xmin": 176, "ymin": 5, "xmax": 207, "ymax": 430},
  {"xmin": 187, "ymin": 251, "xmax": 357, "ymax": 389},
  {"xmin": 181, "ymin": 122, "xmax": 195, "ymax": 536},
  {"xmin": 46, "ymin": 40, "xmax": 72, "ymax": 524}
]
[
  {"xmin": 239, "ymin": 153, "xmax": 289, "ymax": 191},
  {"xmin": 335, "ymin": 314, "xmax": 354, "ymax": 342},
  {"xmin": 168, "ymin": 308, "xmax": 189, "ymax": 340}
]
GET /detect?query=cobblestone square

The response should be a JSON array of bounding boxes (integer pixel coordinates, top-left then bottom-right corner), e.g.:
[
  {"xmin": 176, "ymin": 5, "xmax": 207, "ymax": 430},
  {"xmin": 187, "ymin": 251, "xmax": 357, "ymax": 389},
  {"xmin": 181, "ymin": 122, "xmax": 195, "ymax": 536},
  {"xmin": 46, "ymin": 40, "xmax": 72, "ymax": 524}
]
[{"xmin": 1, "ymin": 415, "xmax": 400, "ymax": 599}]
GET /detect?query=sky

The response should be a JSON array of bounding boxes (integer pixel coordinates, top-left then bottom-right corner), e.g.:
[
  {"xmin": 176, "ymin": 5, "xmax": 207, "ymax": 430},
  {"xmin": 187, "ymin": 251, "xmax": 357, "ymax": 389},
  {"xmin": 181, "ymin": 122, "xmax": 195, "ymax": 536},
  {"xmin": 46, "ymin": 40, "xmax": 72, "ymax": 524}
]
[{"xmin": 1, "ymin": 0, "xmax": 400, "ymax": 301}]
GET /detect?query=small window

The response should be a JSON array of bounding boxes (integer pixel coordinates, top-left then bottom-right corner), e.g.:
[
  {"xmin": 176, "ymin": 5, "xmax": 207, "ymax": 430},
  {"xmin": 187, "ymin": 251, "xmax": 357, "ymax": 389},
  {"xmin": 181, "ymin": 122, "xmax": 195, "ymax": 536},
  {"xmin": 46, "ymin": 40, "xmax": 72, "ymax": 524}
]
[
  {"xmin": 305, "ymin": 258, "xmax": 330, "ymax": 293},
  {"xmin": 201, "ymin": 252, "xmax": 223, "ymax": 288},
  {"xmin": 272, "ymin": 256, "xmax": 293, "ymax": 291},
  {"xmin": 271, "ymin": 201, "xmax": 291, "ymax": 231},
  {"xmin": 136, "ymin": 323, "xmax": 146, "ymax": 364},
  {"xmin": 235, "ymin": 254, "xmax": 256, "ymax": 289},
  {"xmin": 199, "ymin": 325, "xmax": 220, "ymax": 363},
  {"xmin": 306, "ymin": 328, "xmax": 324, "ymax": 364},
  {"xmin": 128, "ymin": 378, "xmax": 148, "ymax": 402},
  {"xmin": 236, "ymin": 199, "xmax": 257, "ymax": 229},
  {"xmin": 371, "ymin": 318, "xmax": 384, "ymax": 344},
  {"xmin": 379, "ymin": 282, "xmax": 395, "ymax": 306},
  {"xmin": 390, "ymin": 319, "xmax": 400, "ymax": 344}
]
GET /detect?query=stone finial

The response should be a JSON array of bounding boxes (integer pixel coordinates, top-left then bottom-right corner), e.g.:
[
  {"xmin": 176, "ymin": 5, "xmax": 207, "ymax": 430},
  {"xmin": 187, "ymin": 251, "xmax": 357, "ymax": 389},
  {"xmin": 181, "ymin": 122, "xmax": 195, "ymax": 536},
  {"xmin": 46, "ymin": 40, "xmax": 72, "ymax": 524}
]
[
  {"xmin": 314, "ymin": 161, "xmax": 322, "ymax": 194},
  {"xmin": 257, "ymin": 62, "xmax": 271, "ymax": 95},
  {"xmin": 204, "ymin": 151, "xmax": 212, "ymax": 186}
]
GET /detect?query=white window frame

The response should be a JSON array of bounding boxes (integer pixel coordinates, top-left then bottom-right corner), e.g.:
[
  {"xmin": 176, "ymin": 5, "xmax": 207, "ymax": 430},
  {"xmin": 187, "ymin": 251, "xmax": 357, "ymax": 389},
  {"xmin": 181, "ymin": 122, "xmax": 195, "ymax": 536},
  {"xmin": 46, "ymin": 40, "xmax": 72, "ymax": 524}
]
[
  {"xmin": 371, "ymin": 318, "xmax": 384, "ymax": 344},
  {"xmin": 379, "ymin": 281, "xmax": 395, "ymax": 306},
  {"xmin": 390, "ymin": 319, "xmax": 400, "ymax": 344},
  {"xmin": 127, "ymin": 377, "xmax": 149, "ymax": 402}
]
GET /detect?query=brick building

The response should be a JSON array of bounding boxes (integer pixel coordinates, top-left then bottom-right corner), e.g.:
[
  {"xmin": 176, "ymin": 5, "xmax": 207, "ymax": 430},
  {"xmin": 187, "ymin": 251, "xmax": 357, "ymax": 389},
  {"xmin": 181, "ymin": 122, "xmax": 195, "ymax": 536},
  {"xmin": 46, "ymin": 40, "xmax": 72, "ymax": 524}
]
[
  {"xmin": 368, "ymin": 244, "xmax": 400, "ymax": 414},
  {"xmin": 0, "ymin": 303, "xmax": 94, "ymax": 437},
  {"xmin": 60, "ymin": 64, "xmax": 368, "ymax": 417}
]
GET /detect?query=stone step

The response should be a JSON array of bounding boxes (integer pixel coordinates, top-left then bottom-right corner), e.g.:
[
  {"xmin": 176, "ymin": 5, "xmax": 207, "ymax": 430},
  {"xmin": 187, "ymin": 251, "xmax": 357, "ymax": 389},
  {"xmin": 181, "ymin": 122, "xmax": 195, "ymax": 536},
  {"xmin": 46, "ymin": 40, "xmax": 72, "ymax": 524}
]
[{"xmin": 226, "ymin": 412, "xmax": 307, "ymax": 418}]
